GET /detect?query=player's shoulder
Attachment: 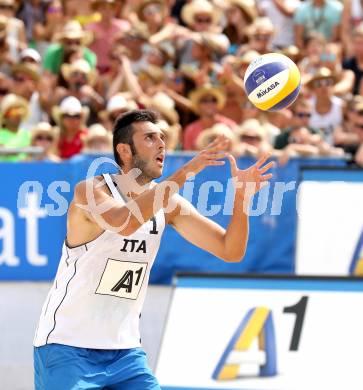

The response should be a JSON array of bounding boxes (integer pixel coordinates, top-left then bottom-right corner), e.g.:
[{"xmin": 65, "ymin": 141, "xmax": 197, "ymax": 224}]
[{"xmin": 74, "ymin": 175, "xmax": 110, "ymax": 202}]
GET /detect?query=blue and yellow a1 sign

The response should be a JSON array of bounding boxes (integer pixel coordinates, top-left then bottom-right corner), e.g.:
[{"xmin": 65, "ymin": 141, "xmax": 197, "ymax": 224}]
[{"xmin": 156, "ymin": 275, "xmax": 363, "ymax": 390}]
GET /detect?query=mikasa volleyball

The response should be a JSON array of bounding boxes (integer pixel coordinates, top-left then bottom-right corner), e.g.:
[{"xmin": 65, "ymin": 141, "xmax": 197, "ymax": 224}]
[{"xmin": 244, "ymin": 53, "xmax": 301, "ymax": 111}]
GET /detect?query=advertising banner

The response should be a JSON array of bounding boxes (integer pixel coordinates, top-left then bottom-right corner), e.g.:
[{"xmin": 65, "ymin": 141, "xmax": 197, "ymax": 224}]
[
  {"xmin": 156, "ymin": 274, "xmax": 363, "ymax": 390},
  {"xmin": 0, "ymin": 157, "xmax": 347, "ymax": 282},
  {"xmin": 296, "ymin": 168, "xmax": 363, "ymax": 276}
]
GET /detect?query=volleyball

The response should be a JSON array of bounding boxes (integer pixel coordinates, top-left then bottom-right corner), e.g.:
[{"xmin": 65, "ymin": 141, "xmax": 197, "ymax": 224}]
[{"xmin": 244, "ymin": 53, "xmax": 301, "ymax": 111}]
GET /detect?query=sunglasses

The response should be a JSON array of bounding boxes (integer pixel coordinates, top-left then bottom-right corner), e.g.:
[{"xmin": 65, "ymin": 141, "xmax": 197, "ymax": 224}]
[
  {"xmin": 240, "ymin": 134, "xmax": 262, "ymax": 142},
  {"xmin": 35, "ymin": 135, "xmax": 54, "ymax": 142},
  {"xmin": 354, "ymin": 123, "xmax": 363, "ymax": 129},
  {"xmin": 0, "ymin": 4, "xmax": 13, "ymax": 10},
  {"xmin": 0, "ymin": 87, "xmax": 8, "ymax": 95},
  {"xmin": 13, "ymin": 75, "xmax": 28, "ymax": 83},
  {"xmin": 254, "ymin": 34, "xmax": 271, "ymax": 41},
  {"xmin": 63, "ymin": 114, "xmax": 81, "ymax": 119},
  {"xmin": 195, "ymin": 17, "xmax": 212, "ymax": 24},
  {"xmin": 312, "ymin": 78, "xmax": 334, "ymax": 88},
  {"xmin": 200, "ymin": 97, "xmax": 218, "ymax": 104},
  {"xmin": 294, "ymin": 112, "xmax": 312, "ymax": 119},
  {"xmin": 63, "ymin": 39, "xmax": 81, "ymax": 46}
]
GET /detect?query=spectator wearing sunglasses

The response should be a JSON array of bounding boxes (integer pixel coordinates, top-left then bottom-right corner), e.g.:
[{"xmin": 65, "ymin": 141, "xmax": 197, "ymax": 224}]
[
  {"xmin": 52, "ymin": 96, "xmax": 89, "ymax": 159},
  {"xmin": 306, "ymin": 67, "xmax": 344, "ymax": 145},
  {"xmin": 318, "ymin": 43, "xmax": 354, "ymax": 96},
  {"xmin": 234, "ymin": 119, "xmax": 272, "ymax": 158},
  {"xmin": 274, "ymin": 97, "xmax": 321, "ymax": 149},
  {"xmin": 240, "ymin": 17, "xmax": 275, "ymax": 55},
  {"xmin": 28, "ymin": 121, "xmax": 60, "ymax": 162},
  {"xmin": 55, "ymin": 59, "xmax": 104, "ymax": 126},
  {"xmin": 183, "ymin": 84, "xmax": 236, "ymax": 150},
  {"xmin": 11, "ymin": 62, "xmax": 49, "ymax": 131},
  {"xmin": 43, "ymin": 21, "xmax": 96, "ymax": 79}
]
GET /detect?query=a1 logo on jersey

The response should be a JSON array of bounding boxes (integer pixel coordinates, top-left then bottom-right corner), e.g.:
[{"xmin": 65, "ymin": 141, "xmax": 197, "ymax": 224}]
[{"xmin": 96, "ymin": 259, "xmax": 148, "ymax": 300}]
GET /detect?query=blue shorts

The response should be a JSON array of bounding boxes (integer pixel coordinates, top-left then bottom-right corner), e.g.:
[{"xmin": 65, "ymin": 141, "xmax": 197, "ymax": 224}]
[{"xmin": 34, "ymin": 344, "xmax": 161, "ymax": 390}]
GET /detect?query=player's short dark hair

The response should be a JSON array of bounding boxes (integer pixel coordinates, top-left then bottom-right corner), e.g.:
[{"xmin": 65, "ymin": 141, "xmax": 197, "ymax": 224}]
[{"xmin": 113, "ymin": 109, "xmax": 159, "ymax": 167}]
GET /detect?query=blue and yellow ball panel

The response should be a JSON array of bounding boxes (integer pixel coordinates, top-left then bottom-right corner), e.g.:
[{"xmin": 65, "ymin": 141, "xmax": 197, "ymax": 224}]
[
  {"xmin": 212, "ymin": 306, "xmax": 277, "ymax": 381},
  {"xmin": 244, "ymin": 53, "xmax": 301, "ymax": 111}
]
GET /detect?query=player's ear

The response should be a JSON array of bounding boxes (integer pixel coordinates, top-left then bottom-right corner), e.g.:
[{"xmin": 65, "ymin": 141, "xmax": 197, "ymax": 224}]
[{"xmin": 116, "ymin": 143, "xmax": 132, "ymax": 166}]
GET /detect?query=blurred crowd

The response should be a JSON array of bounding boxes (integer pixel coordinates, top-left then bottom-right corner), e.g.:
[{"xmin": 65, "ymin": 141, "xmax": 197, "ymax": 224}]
[{"xmin": 0, "ymin": 0, "xmax": 363, "ymax": 166}]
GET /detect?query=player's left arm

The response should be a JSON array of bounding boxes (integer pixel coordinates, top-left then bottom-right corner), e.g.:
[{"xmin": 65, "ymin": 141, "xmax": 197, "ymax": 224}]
[{"xmin": 166, "ymin": 154, "xmax": 274, "ymax": 262}]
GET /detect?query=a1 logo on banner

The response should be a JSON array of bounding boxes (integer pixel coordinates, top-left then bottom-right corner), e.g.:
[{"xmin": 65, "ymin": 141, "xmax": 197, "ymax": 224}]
[
  {"xmin": 96, "ymin": 259, "xmax": 148, "ymax": 300},
  {"xmin": 213, "ymin": 297, "xmax": 308, "ymax": 381}
]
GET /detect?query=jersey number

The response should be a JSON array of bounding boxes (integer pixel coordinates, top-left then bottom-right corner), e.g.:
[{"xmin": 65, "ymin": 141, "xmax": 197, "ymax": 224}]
[{"xmin": 111, "ymin": 267, "xmax": 143, "ymax": 293}]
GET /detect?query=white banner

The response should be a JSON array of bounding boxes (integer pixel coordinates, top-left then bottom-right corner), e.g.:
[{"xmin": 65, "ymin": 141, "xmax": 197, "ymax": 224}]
[
  {"xmin": 156, "ymin": 277, "xmax": 363, "ymax": 390},
  {"xmin": 296, "ymin": 180, "xmax": 363, "ymax": 275}
]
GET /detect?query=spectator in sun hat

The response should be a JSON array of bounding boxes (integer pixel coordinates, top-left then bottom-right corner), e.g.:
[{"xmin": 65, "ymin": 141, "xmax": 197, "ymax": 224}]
[
  {"xmin": 86, "ymin": 0, "xmax": 130, "ymax": 75},
  {"xmin": 305, "ymin": 67, "xmax": 344, "ymax": 145},
  {"xmin": 54, "ymin": 59, "xmax": 104, "ymax": 125},
  {"xmin": 221, "ymin": 0, "xmax": 257, "ymax": 52},
  {"xmin": 181, "ymin": 0, "xmax": 222, "ymax": 33},
  {"xmin": 195, "ymin": 123, "xmax": 236, "ymax": 151},
  {"xmin": 82, "ymin": 123, "xmax": 112, "ymax": 154},
  {"xmin": 11, "ymin": 61, "xmax": 49, "ymax": 130},
  {"xmin": 135, "ymin": 0, "xmax": 168, "ymax": 35},
  {"xmin": 239, "ymin": 17, "xmax": 275, "ymax": 55},
  {"xmin": 234, "ymin": 119, "xmax": 273, "ymax": 158},
  {"xmin": 43, "ymin": 20, "xmax": 96, "ymax": 77},
  {"xmin": 99, "ymin": 93, "xmax": 138, "ymax": 131},
  {"xmin": 27, "ymin": 121, "xmax": 61, "ymax": 162},
  {"xmin": 0, "ymin": 93, "xmax": 30, "ymax": 161},
  {"xmin": 183, "ymin": 84, "xmax": 236, "ymax": 150},
  {"xmin": 178, "ymin": 0, "xmax": 229, "ymax": 67},
  {"xmin": 19, "ymin": 47, "xmax": 41, "ymax": 65},
  {"xmin": 52, "ymin": 96, "xmax": 89, "ymax": 159},
  {"xmin": 140, "ymin": 91, "xmax": 180, "ymax": 126}
]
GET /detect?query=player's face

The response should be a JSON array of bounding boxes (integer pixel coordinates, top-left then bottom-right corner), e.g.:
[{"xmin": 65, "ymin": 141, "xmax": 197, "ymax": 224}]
[{"xmin": 130, "ymin": 121, "xmax": 166, "ymax": 182}]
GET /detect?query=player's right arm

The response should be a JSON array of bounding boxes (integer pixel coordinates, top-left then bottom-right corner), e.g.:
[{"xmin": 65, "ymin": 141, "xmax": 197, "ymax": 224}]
[{"xmin": 67, "ymin": 136, "xmax": 229, "ymax": 245}]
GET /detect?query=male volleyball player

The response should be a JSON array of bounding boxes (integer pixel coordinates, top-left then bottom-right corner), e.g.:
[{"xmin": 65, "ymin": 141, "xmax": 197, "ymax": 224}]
[{"xmin": 33, "ymin": 110, "xmax": 274, "ymax": 389}]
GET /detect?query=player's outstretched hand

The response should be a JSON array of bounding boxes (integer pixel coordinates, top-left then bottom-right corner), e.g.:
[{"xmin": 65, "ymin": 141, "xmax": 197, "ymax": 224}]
[
  {"xmin": 183, "ymin": 135, "xmax": 229, "ymax": 176},
  {"xmin": 227, "ymin": 153, "xmax": 274, "ymax": 196}
]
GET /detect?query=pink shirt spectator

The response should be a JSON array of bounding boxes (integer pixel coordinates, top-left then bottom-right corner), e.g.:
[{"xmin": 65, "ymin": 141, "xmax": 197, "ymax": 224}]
[
  {"xmin": 183, "ymin": 115, "xmax": 237, "ymax": 150},
  {"xmin": 86, "ymin": 19, "xmax": 130, "ymax": 73}
]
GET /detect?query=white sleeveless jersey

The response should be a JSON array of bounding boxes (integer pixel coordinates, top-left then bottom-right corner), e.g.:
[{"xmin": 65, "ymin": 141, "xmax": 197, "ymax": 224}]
[{"xmin": 34, "ymin": 174, "xmax": 165, "ymax": 349}]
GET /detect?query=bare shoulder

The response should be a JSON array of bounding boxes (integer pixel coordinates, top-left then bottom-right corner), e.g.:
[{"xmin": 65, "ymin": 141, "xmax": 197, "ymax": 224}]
[{"xmin": 67, "ymin": 176, "xmax": 111, "ymax": 247}]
